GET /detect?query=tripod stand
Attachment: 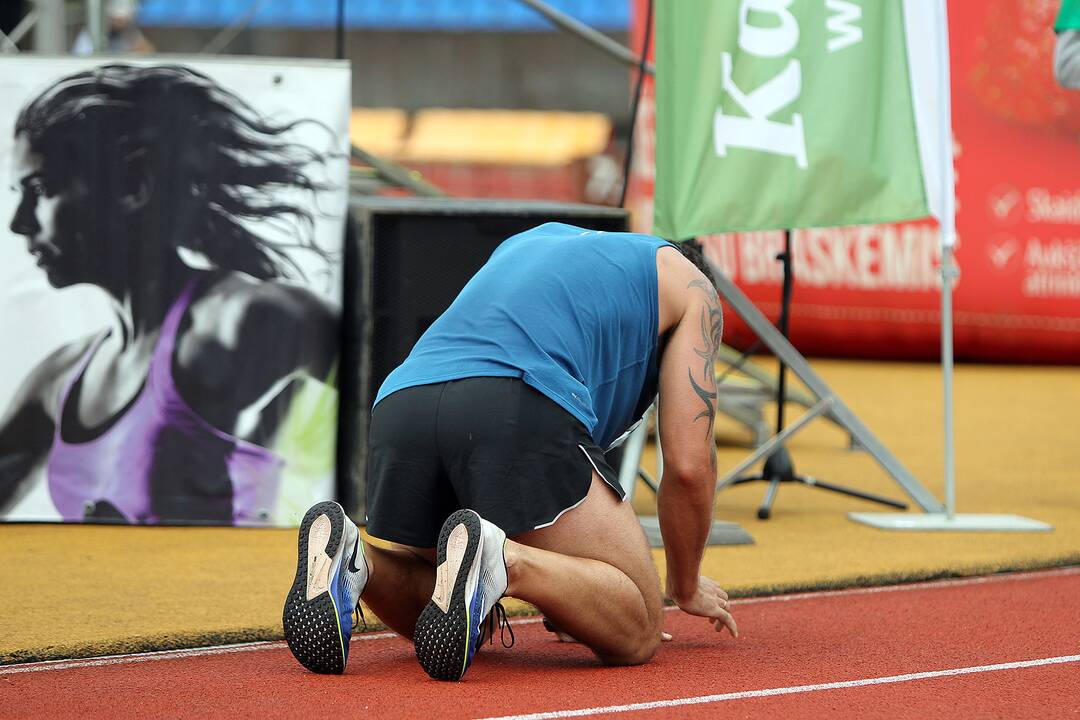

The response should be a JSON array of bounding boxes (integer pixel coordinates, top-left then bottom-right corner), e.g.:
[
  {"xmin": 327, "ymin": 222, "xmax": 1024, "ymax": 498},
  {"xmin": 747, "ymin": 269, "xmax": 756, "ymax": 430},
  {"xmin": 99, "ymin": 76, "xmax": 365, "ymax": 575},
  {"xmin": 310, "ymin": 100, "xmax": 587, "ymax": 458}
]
[{"xmin": 727, "ymin": 231, "xmax": 909, "ymax": 520}]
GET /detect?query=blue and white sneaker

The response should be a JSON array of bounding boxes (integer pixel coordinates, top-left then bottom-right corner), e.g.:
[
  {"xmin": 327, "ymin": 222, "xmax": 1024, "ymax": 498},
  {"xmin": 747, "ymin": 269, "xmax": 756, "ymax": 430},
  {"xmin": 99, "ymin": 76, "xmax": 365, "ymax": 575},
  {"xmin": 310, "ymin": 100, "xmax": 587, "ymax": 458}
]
[
  {"xmin": 414, "ymin": 509, "xmax": 509, "ymax": 681},
  {"xmin": 283, "ymin": 501, "xmax": 369, "ymax": 674}
]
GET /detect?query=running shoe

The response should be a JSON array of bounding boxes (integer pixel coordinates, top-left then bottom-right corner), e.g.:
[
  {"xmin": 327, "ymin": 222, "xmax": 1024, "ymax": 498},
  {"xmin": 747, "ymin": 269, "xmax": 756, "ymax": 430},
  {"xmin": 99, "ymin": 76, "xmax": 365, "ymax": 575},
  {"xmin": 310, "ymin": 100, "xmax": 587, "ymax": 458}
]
[
  {"xmin": 414, "ymin": 509, "xmax": 509, "ymax": 681},
  {"xmin": 283, "ymin": 500, "xmax": 369, "ymax": 674}
]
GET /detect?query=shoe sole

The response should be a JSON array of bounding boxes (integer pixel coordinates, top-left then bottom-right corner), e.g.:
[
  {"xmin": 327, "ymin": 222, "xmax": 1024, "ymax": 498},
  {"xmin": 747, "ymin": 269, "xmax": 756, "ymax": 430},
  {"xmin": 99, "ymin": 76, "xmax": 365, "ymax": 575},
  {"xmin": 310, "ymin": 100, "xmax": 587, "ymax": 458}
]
[
  {"xmin": 415, "ymin": 509, "xmax": 482, "ymax": 681},
  {"xmin": 283, "ymin": 501, "xmax": 348, "ymax": 674}
]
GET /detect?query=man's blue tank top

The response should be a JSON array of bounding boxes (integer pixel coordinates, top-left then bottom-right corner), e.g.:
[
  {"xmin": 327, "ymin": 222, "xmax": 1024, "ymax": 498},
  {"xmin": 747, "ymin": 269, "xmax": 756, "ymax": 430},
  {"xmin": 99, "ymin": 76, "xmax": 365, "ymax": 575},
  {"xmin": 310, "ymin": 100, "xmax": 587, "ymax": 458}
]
[{"xmin": 374, "ymin": 222, "xmax": 672, "ymax": 449}]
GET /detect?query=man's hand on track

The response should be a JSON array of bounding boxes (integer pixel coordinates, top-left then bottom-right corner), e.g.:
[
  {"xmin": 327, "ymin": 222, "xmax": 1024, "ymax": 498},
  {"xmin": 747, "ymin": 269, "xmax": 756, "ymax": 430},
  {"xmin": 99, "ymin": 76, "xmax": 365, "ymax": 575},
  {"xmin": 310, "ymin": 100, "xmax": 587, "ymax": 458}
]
[{"xmin": 666, "ymin": 575, "xmax": 738, "ymax": 638}]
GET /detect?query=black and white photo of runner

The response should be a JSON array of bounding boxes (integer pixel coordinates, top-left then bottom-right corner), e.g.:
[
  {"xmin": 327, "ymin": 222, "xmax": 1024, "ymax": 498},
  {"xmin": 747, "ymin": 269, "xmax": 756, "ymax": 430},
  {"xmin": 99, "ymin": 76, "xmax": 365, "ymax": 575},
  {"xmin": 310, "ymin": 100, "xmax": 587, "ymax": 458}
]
[{"xmin": 0, "ymin": 62, "xmax": 349, "ymax": 525}]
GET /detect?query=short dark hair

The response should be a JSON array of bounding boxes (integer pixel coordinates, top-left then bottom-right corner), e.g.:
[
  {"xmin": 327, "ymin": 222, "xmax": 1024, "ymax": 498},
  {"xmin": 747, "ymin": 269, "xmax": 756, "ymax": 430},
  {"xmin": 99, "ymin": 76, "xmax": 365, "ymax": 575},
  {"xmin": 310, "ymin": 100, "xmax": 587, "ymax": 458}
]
[{"xmin": 674, "ymin": 238, "xmax": 716, "ymax": 287}]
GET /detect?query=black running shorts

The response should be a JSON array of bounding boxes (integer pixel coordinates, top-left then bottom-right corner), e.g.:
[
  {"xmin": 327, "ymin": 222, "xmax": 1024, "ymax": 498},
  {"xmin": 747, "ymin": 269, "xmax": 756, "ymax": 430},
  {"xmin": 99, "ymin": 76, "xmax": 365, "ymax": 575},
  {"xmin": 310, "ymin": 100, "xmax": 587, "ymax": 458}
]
[{"xmin": 365, "ymin": 377, "xmax": 622, "ymax": 548}]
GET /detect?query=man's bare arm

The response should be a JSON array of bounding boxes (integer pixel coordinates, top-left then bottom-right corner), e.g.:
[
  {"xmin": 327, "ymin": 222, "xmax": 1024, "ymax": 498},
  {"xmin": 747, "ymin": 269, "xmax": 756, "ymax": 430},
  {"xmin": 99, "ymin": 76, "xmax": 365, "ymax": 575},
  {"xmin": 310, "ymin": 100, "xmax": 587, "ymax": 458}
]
[
  {"xmin": 654, "ymin": 259, "xmax": 736, "ymax": 637},
  {"xmin": 686, "ymin": 278, "xmax": 723, "ymax": 444}
]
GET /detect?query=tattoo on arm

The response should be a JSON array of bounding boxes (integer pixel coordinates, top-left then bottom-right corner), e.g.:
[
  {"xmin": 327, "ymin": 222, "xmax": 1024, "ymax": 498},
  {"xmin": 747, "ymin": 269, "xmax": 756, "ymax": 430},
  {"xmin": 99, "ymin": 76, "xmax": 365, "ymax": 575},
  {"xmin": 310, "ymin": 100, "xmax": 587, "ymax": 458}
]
[
  {"xmin": 686, "ymin": 279, "xmax": 723, "ymax": 440},
  {"xmin": 688, "ymin": 368, "xmax": 716, "ymax": 426}
]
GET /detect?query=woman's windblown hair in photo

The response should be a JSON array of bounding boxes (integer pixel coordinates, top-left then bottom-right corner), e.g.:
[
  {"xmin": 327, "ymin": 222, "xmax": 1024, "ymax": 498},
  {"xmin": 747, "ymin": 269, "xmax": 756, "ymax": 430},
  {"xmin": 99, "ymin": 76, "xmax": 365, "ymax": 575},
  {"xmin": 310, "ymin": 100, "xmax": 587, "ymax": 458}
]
[{"xmin": 15, "ymin": 63, "xmax": 337, "ymax": 280}]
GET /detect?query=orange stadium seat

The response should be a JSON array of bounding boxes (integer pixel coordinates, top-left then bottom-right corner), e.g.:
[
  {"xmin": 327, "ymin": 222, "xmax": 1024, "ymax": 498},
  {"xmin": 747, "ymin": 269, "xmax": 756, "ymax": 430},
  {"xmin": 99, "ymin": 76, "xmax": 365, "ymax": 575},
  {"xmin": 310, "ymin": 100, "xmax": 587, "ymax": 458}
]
[
  {"xmin": 349, "ymin": 108, "xmax": 408, "ymax": 157},
  {"xmin": 398, "ymin": 109, "xmax": 611, "ymax": 166}
]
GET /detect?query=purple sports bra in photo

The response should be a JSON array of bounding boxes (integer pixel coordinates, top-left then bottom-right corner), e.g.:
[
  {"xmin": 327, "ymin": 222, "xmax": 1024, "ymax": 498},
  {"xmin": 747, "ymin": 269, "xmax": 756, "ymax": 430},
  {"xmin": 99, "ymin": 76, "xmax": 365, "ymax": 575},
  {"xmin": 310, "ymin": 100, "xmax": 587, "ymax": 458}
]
[{"xmin": 46, "ymin": 279, "xmax": 284, "ymax": 525}]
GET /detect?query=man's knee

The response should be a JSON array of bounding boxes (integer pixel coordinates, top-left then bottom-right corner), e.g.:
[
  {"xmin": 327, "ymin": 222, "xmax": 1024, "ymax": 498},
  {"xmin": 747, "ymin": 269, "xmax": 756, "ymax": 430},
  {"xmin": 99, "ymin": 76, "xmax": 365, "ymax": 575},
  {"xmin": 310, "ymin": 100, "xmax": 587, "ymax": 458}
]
[
  {"xmin": 597, "ymin": 598, "xmax": 663, "ymax": 666},
  {"xmin": 597, "ymin": 625, "xmax": 661, "ymax": 666},
  {"xmin": 597, "ymin": 519, "xmax": 666, "ymax": 649}
]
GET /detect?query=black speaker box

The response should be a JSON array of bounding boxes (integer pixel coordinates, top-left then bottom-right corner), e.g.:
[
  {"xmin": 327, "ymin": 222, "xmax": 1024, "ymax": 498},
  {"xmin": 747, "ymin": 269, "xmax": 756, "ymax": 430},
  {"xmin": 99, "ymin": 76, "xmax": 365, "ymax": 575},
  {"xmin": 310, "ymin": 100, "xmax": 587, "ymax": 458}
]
[{"xmin": 337, "ymin": 197, "xmax": 630, "ymax": 518}]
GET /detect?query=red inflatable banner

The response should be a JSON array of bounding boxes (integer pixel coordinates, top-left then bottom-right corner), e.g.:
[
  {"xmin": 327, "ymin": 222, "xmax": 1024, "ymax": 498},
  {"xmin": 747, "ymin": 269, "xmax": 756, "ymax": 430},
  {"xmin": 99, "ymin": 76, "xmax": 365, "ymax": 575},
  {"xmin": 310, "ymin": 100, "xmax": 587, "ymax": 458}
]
[{"xmin": 630, "ymin": 0, "xmax": 1080, "ymax": 363}]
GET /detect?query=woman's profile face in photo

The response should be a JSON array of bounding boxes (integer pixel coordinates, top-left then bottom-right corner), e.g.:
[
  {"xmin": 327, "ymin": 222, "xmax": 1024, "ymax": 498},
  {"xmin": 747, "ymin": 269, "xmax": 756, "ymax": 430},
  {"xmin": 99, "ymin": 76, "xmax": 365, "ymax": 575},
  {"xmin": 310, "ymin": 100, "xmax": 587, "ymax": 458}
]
[{"xmin": 9, "ymin": 133, "xmax": 96, "ymax": 289}]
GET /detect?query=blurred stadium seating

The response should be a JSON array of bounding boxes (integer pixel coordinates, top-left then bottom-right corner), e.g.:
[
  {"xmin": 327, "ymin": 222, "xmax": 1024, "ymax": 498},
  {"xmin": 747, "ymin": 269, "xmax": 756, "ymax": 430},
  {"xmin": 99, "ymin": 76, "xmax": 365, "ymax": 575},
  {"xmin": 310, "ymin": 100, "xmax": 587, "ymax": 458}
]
[
  {"xmin": 140, "ymin": 1, "xmax": 627, "ymax": 203},
  {"xmin": 349, "ymin": 108, "xmax": 409, "ymax": 157},
  {"xmin": 350, "ymin": 108, "xmax": 614, "ymax": 201},
  {"xmin": 398, "ymin": 109, "xmax": 610, "ymax": 165}
]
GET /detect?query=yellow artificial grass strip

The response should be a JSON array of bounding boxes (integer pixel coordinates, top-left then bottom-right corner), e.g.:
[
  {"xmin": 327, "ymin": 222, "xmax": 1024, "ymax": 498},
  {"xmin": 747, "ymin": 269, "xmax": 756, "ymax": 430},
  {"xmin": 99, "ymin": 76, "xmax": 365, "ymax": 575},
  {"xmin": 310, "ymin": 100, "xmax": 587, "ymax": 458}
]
[
  {"xmin": 1, "ymin": 359, "xmax": 1077, "ymax": 663},
  {"xmin": 0, "ymin": 524, "xmax": 531, "ymax": 664},
  {"xmin": 0, "ymin": 524, "xmax": 293, "ymax": 664}
]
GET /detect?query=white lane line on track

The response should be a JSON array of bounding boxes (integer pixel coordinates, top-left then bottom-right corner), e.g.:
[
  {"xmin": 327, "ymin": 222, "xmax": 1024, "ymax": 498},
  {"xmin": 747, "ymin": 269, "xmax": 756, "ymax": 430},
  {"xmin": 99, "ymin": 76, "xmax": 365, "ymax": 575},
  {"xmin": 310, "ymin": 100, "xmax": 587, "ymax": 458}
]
[
  {"xmin": 2, "ymin": 566, "xmax": 1075, "ymax": 675},
  {"xmin": 476, "ymin": 654, "xmax": 1080, "ymax": 720},
  {"xmin": 0, "ymin": 633, "xmax": 397, "ymax": 675},
  {"xmin": 729, "ymin": 565, "xmax": 1080, "ymax": 607}
]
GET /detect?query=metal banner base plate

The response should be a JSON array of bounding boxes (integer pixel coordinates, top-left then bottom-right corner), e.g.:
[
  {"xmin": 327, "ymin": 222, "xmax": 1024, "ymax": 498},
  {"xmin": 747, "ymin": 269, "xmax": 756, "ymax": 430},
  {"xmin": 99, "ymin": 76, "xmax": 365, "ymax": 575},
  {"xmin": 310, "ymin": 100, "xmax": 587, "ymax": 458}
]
[
  {"xmin": 637, "ymin": 515, "xmax": 755, "ymax": 548},
  {"xmin": 848, "ymin": 512, "xmax": 1053, "ymax": 532}
]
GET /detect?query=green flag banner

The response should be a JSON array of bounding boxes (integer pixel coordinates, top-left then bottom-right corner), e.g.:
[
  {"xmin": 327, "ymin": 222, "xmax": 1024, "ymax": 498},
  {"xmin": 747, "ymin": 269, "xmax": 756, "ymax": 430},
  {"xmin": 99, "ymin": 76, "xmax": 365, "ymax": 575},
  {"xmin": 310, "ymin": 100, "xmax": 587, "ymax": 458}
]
[{"xmin": 654, "ymin": 0, "xmax": 932, "ymax": 239}]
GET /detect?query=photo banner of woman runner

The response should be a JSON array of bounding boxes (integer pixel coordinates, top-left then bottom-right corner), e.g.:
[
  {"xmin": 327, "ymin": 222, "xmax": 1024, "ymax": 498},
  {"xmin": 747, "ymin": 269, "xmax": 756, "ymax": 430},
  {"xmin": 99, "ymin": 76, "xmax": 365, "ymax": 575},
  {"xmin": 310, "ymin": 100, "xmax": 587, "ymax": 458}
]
[{"xmin": 0, "ymin": 57, "xmax": 351, "ymax": 526}]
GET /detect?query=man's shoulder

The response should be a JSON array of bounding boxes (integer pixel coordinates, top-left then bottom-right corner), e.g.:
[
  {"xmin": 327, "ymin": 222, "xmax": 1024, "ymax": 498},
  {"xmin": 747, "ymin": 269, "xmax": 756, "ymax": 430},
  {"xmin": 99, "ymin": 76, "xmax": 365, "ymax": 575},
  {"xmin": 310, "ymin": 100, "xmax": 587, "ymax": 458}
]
[{"xmin": 656, "ymin": 245, "xmax": 717, "ymax": 333}]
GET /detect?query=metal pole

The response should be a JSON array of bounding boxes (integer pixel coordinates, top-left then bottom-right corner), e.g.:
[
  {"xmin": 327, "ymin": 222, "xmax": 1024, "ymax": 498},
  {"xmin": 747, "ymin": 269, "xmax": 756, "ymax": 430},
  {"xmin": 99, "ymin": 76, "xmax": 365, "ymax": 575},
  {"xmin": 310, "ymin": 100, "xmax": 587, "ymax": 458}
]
[
  {"xmin": 775, "ymin": 230, "xmax": 794, "ymax": 433},
  {"xmin": 517, "ymin": 0, "xmax": 655, "ymax": 76},
  {"xmin": 934, "ymin": 0, "xmax": 958, "ymax": 520},
  {"xmin": 718, "ymin": 398, "xmax": 835, "ymax": 485},
  {"xmin": 618, "ymin": 0, "xmax": 653, "ymax": 209},
  {"xmin": 200, "ymin": 0, "xmax": 270, "ymax": 55},
  {"xmin": 349, "ymin": 145, "xmax": 446, "ymax": 198},
  {"xmin": 941, "ymin": 245, "xmax": 957, "ymax": 519},
  {"xmin": 617, "ymin": 412, "xmax": 650, "ymax": 499},
  {"xmin": 87, "ymin": 0, "xmax": 104, "ymax": 53},
  {"xmin": 32, "ymin": 0, "xmax": 64, "ymax": 54},
  {"xmin": 335, "ymin": 0, "xmax": 345, "ymax": 60},
  {"xmin": 3, "ymin": 8, "xmax": 40, "ymax": 53}
]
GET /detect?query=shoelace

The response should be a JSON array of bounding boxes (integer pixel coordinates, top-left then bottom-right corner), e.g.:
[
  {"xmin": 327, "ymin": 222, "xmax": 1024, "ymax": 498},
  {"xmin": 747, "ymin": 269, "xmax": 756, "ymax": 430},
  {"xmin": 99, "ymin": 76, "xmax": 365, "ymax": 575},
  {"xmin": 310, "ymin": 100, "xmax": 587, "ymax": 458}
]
[
  {"xmin": 352, "ymin": 603, "xmax": 368, "ymax": 632},
  {"xmin": 478, "ymin": 601, "xmax": 515, "ymax": 649},
  {"xmin": 349, "ymin": 602, "xmax": 512, "ymax": 644}
]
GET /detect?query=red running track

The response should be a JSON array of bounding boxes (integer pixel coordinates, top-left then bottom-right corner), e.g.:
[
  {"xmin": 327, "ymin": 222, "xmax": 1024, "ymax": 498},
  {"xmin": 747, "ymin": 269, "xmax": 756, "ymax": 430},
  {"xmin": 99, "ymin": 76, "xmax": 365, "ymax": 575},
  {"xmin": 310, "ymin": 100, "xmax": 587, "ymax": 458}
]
[{"xmin": 2, "ymin": 568, "xmax": 1078, "ymax": 719}]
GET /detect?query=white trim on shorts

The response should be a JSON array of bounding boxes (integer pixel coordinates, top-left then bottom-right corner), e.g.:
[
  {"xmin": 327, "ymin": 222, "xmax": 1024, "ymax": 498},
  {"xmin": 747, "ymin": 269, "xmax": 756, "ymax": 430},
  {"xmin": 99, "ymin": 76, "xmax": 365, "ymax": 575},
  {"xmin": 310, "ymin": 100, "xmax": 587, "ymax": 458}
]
[
  {"xmin": 532, "ymin": 492, "xmax": 589, "ymax": 530},
  {"xmin": 530, "ymin": 444, "xmax": 625, "ymax": 530},
  {"xmin": 577, "ymin": 443, "xmax": 628, "ymax": 501}
]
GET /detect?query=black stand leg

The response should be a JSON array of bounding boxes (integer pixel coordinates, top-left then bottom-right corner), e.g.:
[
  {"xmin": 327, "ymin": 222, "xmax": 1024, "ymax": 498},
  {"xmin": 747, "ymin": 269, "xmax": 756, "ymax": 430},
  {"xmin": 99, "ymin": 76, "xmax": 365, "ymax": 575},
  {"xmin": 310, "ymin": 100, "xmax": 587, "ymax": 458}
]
[{"xmin": 729, "ymin": 231, "xmax": 907, "ymax": 520}]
